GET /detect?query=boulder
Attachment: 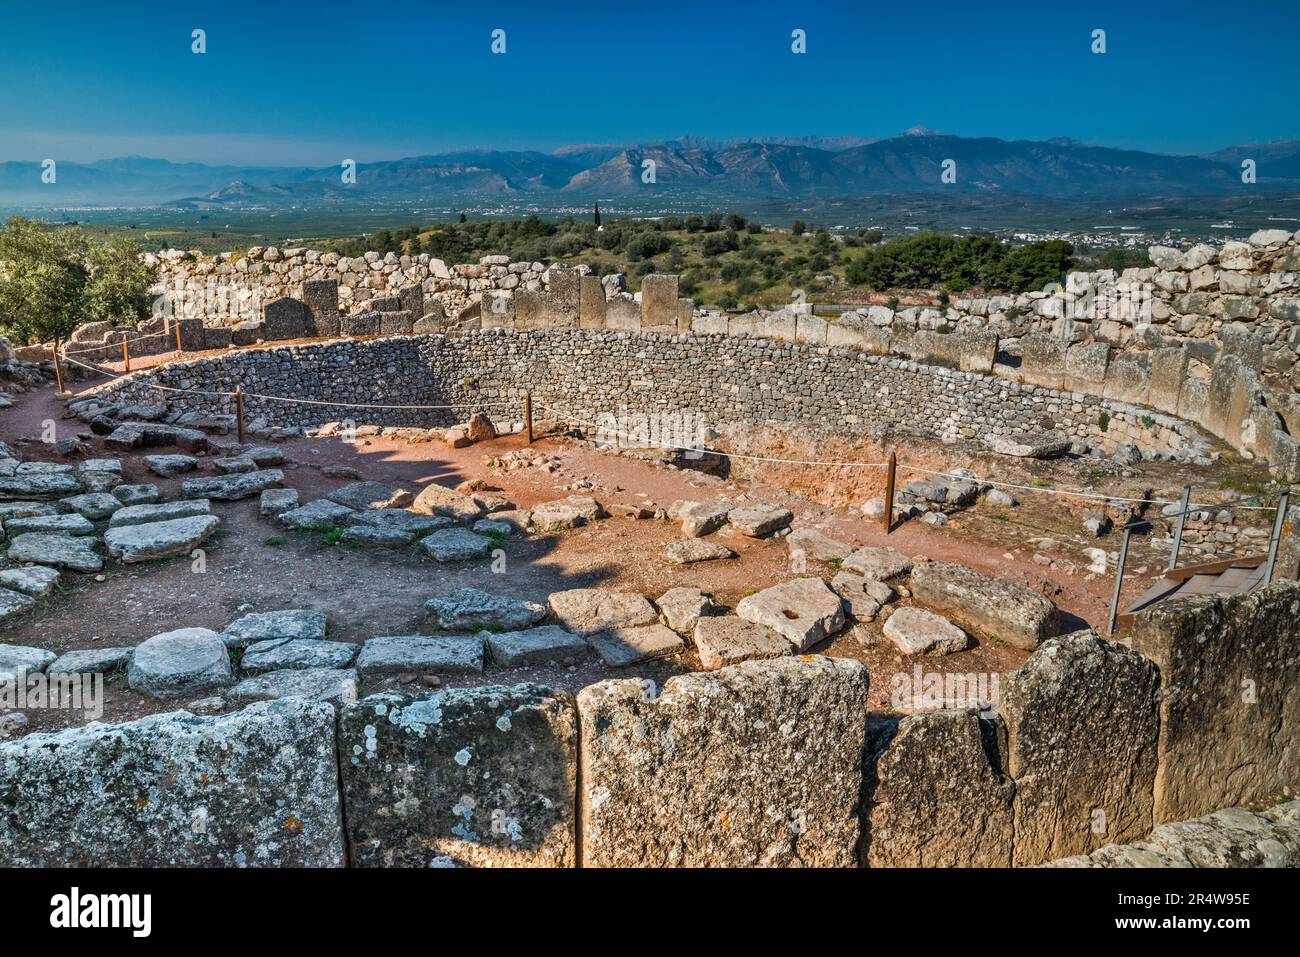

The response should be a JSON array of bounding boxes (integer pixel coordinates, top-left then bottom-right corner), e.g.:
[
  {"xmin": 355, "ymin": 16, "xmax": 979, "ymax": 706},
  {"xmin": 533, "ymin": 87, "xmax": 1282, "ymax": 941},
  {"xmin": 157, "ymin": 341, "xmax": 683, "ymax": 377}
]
[
  {"xmin": 7, "ymin": 533, "xmax": 102, "ymax": 572},
  {"xmin": 531, "ymin": 494, "xmax": 605, "ymax": 530},
  {"xmin": 988, "ymin": 431, "xmax": 1071, "ymax": 458},
  {"xmin": 663, "ymin": 538, "xmax": 736, "ymax": 564},
  {"xmin": 0, "ymin": 698, "xmax": 344, "ymax": 866},
  {"xmin": 59, "ymin": 492, "xmax": 123, "ymax": 521},
  {"xmin": 420, "ymin": 527, "xmax": 492, "ymax": 562},
  {"xmin": 240, "ymin": 638, "xmax": 360, "ymax": 675},
  {"xmin": 909, "ymin": 560, "xmax": 1059, "ymax": 650},
  {"xmin": 736, "ymin": 578, "xmax": 846, "ymax": 651},
  {"xmin": 112, "ymin": 484, "xmax": 160, "ymax": 506},
  {"xmin": 339, "ymin": 524, "xmax": 412, "ymax": 547},
  {"xmin": 350, "ymin": 508, "xmax": 449, "ymax": 535},
  {"xmin": 108, "ymin": 499, "xmax": 211, "ymax": 528},
  {"xmin": 786, "ymin": 527, "xmax": 853, "ymax": 563},
  {"xmin": 221, "ymin": 609, "xmax": 327, "ymax": 649},
  {"xmin": 465, "ymin": 411, "xmax": 497, "ymax": 442},
  {"xmin": 727, "ymin": 504, "xmax": 793, "ymax": 537},
  {"xmin": 278, "ymin": 498, "xmax": 357, "ymax": 530},
  {"xmin": 0, "ymin": 473, "xmax": 83, "ymax": 501},
  {"xmin": 547, "ymin": 588, "xmax": 659, "ymax": 635},
  {"xmin": 1001, "ymin": 631, "xmax": 1161, "ymax": 866},
  {"xmin": 228, "ymin": 668, "xmax": 358, "ymax": 707},
  {"xmin": 841, "ymin": 546, "xmax": 914, "ymax": 581},
  {"xmin": 128, "ymin": 627, "xmax": 234, "ymax": 698},
  {"xmin": 678, "ymin": 501, "xmax": 731, "ymax": 537},
  {"xmin": 0, "ymin": 589, "xmax": 36, "ymax": 625},
  {"xmin": 259, "ymin": 488, "xmax": 300, "ymax": 518},
  {"xmin": 425, "ymin": 587, "xmax": 546, "ymax": 632},
  {"xmin": 4, "ymin": 513, "xmax": 95, "ymax": 537},
  {"xmin": 326, "ymin": 481, "xmax": 413, "ymax": 511},
  {"xmin": 182, "ymin": 469, "xmax": 284, "ymax": 501},
  {"xmin": 485, "ymin": 626, "xmax": 587, "ymax": 668},
  {"xmin": 104, "ymin": 514, "xmax": 220, "ymax": 563},
  {"xmin": 0, "ymin": 642, "xmax": 55, "ymax": 677},
  {"xmin": 144, "ymin": 454, "xmax": 198, "ymax": 477},
  {"xmin": 881, "ymin": 606, "xmax": 972, "ymax": 655},
  {"xmin": 411, "ymin": 483, "xmax": 483, "ymax": 522},
  {"xmin": 338, "ymin": 684, "xmax": 577, "ymax": 867},
  {"xmin": 829, "ymin": 571, "xmax": 885, "ymax": 621},
  {"xmin": 0, "ymin": 565, "xmax": 60, "ymax": 597},
  {"xmin": 862, "ymin": 710, "xmax": 1014, "ymax": 867},
  {"xmin": 692, "ymin": 617, "xmax": 791, "ymax": 670},
  {"xmin": 355, "ymin": 635, "xmax": 485, "ymax": 675},
  {"xmin": 588, "ymin": 624, "xmax": 685, "ymax": 667},
  {"xmin": 656, "ymin": 587, "xmax": 716, "ymax": 635},
  {"xmin": 576, "ymin": 656, "xmax": 869, "ymax": 866},
  {"xmin": 47, "ymin": 647, "xmax": 133, "ymax": 675}
]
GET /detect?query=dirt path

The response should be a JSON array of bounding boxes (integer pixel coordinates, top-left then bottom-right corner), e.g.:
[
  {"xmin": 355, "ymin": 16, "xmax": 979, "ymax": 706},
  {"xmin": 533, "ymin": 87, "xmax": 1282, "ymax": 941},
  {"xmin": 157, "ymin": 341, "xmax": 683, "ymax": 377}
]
[{"xmin": 2, "ymin": 363, "xmax": 1174, "ymax": 731}]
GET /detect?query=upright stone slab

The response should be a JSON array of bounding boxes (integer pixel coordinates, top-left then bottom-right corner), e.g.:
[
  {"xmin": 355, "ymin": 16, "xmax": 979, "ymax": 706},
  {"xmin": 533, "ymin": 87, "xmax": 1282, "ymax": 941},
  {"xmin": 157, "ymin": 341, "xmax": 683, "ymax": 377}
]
[
  {"xmin": 1018, "ymin": 333, "xmax": 1067, "ymax": 390},
  {"xmin": 577, "ymin": 656, "xmax": 869, "ymax": 867},
  {"xmin": 397, "ymin": 285, "xmax": 424, "ymax": 325},
  {"xmin": 1148, "ymin": 346, "xmax": 1189, "ymax": 415},
  {"xmin": 862, "ymin": 709, "xmax": 1014, "ymax": 867},
  {"xmin": 605, "ymin": 294, "xmax": 640, "ymax": 332},
  {"xmin": 578, "ymin": 275, "xmax": 607, "ymax": 330},
  {"xmin": 262, "ymin": 297, "xmax": 309, "ymax": 340},
  {"xmin": 908, "ymin": 560, "xmax": 1058, "ymax": 650},
  {"xmin": 0, "ymin": 699, "xmax": 344, "ymax": 866},
  {"xmin": 639, "ymin": 275, "xmax": 678, "ymax": 333},
  {"xmin": 1102, "ymin": 352, "xmax": 1152, "ymax": 406},
  {"xmin": 513, "ymin": 289, "xmax": 545, "ymax": 331},
  {"xmin": 1000, "ymin": 631, "xmax": 1160, "ymax": 866},
  {"xmin": 1131, "ymin": 581, "xmax": 1300, "ymax": 825},
  {"xmin": 301, "ymin": 279, "xmax": 340, "ymax": 337},
  {"xmin": 544, "ymin": 267, "xmax": 580, "ymax": 329},
  {"xmin": 339, "ymin": 684, "xmax": 577, "ymax": 867}
]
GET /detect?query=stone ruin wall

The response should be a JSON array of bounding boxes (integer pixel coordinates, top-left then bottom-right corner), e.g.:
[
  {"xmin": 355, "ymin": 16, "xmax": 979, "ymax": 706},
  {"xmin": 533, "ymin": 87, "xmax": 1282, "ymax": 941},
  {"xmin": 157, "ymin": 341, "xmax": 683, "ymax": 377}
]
[
  {"xmin": 95, "ymin": 329, "xmax": 1205, "ymax": 463},
  {"xmin": 2, "ymin": 582, "xmax": 1297, "ymax": 868},
  {"xmin": 72, "ymin": 227, "xmax": 1299, "ymax": 478}
]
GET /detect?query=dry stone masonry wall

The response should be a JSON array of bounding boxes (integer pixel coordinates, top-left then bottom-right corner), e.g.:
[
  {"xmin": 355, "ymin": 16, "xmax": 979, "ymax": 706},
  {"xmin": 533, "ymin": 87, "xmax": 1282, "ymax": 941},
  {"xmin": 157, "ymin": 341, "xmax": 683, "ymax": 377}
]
[{"xmin": 102, "ymin": 228, "xmax": 1300, "ymax": 476}]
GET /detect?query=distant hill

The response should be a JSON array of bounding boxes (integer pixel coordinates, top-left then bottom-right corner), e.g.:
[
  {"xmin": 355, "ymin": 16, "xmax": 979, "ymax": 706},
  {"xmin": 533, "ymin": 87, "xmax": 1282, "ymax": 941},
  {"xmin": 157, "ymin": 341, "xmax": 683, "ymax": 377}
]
[{"xmin": 2, "ymin": 132, "xmax": 1297, "ymax": 209}]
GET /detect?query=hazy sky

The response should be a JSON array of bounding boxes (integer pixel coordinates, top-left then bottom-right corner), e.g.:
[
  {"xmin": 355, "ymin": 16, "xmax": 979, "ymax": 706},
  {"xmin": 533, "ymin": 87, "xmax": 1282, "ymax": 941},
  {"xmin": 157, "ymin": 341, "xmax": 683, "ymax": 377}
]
[{"xmin": 1, "ymin": 0, "xmax": 1296, "ymax": 165}]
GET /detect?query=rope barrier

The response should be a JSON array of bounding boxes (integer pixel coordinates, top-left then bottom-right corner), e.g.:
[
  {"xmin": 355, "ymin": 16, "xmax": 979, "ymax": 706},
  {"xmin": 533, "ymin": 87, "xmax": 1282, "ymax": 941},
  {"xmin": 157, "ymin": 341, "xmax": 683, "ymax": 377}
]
[
  {"xmin": 60, "ymin": 330, "xmax": 174, "ymax": 358},
  {"xmin": 533, "ymin": 399, "xmax": 1277, "ymax": 510},
  {"xmin": 146, "ymin": 380, "xmax": 519, "ymax": 411}
]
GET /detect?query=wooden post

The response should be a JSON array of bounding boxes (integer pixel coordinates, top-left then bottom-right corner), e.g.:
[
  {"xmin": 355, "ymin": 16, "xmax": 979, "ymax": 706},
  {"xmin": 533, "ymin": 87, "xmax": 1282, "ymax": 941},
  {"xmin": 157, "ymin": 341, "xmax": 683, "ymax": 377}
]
[
  {"xmin": 53, "ymin": 340, "xmax": 65, "ymax": 394},
  {"xmin": 174, "ymin": 318, "xmax": 183, "ymax": 355},
  {"xmin": 882, "ymin": 449, "xmax": 897, "ymax": 534},
  {"xmin": 524, "ymin": 393, "xmax": 533, "ymax": 445},
  {"xmin": 122, "ymin": 335, "xmax": 131, "ymax": 373},
  {"xmin": 236, "ymin": 385, "xmax": 245, "ymax": 444}
]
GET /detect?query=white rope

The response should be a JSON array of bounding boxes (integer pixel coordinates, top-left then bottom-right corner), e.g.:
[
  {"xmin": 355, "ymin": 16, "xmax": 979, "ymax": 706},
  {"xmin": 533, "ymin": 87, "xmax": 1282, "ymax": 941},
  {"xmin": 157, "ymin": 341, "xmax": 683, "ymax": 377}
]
[
  {"xmin": 145, "ymin": 381, "xmax": 517, "ymax": 411},
  {"xmin": 61, "ymin": 330, "xmax": 174, "ymax": 358}
]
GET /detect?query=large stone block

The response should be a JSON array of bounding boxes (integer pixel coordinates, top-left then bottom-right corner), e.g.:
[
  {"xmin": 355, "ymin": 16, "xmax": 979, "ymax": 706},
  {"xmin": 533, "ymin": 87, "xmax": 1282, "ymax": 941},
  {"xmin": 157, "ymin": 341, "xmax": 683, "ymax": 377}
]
[
  {"xmin": 1131, "ymin": 581, "xmax": 1300, "ymax": 824},
  {"xmin": 543, "ymin": 267, "xmax": 580, "ymax": 329},
  {"xmin": 301, "ymin": 279, "xmax": 340, "ymax": 337},
  {"xmin": 577, "ymin": 656, "xmax": 869, "ymax": 867},
  {"xmin": 1001, "ymin": 632, "xmax": 1160, "ymax": 865},
  {"xmin": 639, "ymin": 274, "xmax": 679, "ymax": 333},
  {"xmin": 1101, "ymin": 352, "xmax": 1151, "ymax": 406},
  {"xmin": 397, "ymin": 285, "xmax": 424, "ymax": 325},
  {"xmin": 1147, "ymin": 346, "xmax": 1188, "ymax": 415},
  {"xmin": 578, "ymin": 275, "xmax": 607, "ymax": 330},
  {"xmin": 339, "ymin": 684, "xmax": 576, "ymax": 867},
  {"xmin": 512, "ymin": 289, "xmax": 545, "ymax": 331},
  {"xmin": 908, "ymin": 560, "xmax": 1058, "ymax": 650},
  {"xmin": 262, "ymin": 297, "xmax": 309, "ymax": 341},
  {"xmin": 1018, "ymin": 333, "xmax": 1067, "ymax": 389},
  {"xmin": 604, "ymin": 294, "xmax": 640, "ymax": 332},
  {"xmin": 0, "ymin": 699, "xmax": 344, "ymax": 866},
  {"xmin": 862, "ymin": 709, "xmax": 1014, "ymax": 867},
  {"xmin": 1206, "ymin": 354, "xmax": 1261, "ymax": 448},
  {"xmin": 1064, "ymin": 340, "xmax": 1110, "ymax": 391}
]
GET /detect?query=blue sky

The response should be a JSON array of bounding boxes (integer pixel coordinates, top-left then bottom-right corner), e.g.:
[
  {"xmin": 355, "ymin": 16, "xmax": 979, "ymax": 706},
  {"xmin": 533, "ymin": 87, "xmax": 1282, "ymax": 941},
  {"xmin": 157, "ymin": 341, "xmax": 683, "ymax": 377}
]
[{"xmin": 1, "ymin": 0, "xmax": 1296, "ymax": 165}]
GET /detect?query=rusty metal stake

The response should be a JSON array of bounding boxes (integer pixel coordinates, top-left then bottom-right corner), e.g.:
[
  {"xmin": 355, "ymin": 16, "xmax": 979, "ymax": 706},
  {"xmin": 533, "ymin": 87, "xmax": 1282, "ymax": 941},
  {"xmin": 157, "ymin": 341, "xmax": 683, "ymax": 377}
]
[
  {"xmin": 882, "ymin": 449, "xmax": 897, "ymax": 534},
  {"xmin": 524, "ymin": 392, "xmax": 533, "ymax": 445},
  {"xmin": 236, "ymin": 385, "xmax": 245, "ymax": 444}
]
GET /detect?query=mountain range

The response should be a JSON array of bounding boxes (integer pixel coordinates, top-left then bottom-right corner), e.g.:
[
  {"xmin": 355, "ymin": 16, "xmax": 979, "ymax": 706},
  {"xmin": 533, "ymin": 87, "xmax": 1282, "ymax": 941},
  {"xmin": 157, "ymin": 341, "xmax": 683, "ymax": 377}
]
[{"xmin": 2, "ymin": 129, "xmax": 1298, "ymax": 209}]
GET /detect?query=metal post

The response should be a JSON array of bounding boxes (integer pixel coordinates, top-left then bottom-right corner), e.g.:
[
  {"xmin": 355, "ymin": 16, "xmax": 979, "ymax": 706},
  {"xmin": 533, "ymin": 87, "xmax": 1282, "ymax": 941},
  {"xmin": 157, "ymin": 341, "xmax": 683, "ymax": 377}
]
[
  {"xmin": 1263, "ymin": 487, "xmax": 1291, "ymax": 584},
  {"xmin": 1107, "ymin": 523, "xmax": 1135, "ymax": 637},
  {"xmin": 235, "ymin": 386, "xmax": 245, "ymax": 444},
  {"xmin": 1167, "ymin": 484, "xmax": 1191, "ymax": 571},
  {"xmin": 882, "ymin": 450, "xmax": 897, "ymax": 534},
  {"xmin": 524, "ymin": 393, "xmax": 533, "ymax": 445}
]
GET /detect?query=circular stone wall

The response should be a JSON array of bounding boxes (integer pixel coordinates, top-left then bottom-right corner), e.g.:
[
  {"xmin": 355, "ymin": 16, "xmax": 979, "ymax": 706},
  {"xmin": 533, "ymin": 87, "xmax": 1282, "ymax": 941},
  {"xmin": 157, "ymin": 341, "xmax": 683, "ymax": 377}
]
[{"xmin": 95, "ymin": 330, "xmax": 1207, "ymax": 456}]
